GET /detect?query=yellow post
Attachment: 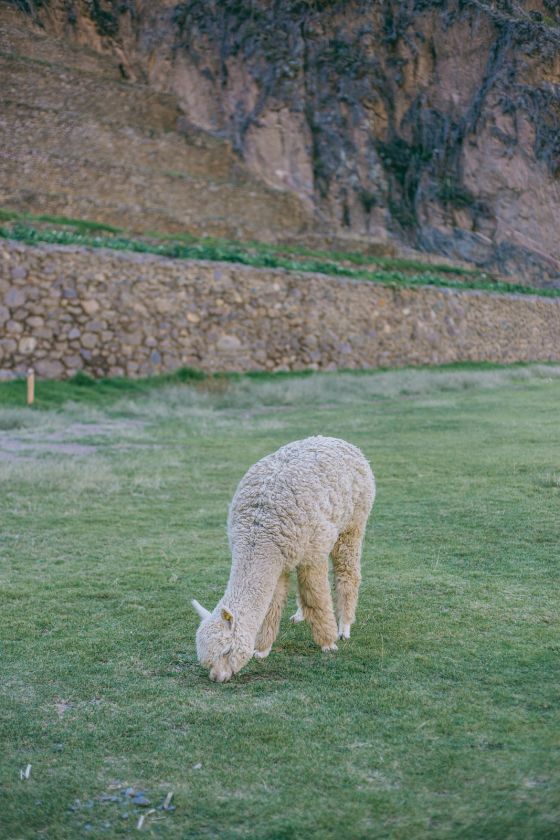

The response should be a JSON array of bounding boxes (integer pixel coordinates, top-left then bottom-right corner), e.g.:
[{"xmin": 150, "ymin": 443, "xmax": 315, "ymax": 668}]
[{"xmin": 26, "ymin": 367, "xmax": 35, "ymax": 406}]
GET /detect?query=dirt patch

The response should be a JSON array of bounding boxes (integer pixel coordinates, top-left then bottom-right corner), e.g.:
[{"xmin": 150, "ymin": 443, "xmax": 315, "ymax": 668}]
[
  {"xmin": 0, "ymin": 436, "xmax": 97, "ymax": 458},
  {"xmin": 0, "ymin": 419, "xmax": 145, "ymax": 460}
]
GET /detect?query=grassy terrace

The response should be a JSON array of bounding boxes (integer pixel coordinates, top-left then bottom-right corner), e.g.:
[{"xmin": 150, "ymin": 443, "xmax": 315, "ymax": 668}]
[
  {"xmin": 1, "ymin": 209, "xmax": 558, "ymax": 298},
  {"xmin": 1, "ymin": 364, "xmax": 559, "ymax": 838}
]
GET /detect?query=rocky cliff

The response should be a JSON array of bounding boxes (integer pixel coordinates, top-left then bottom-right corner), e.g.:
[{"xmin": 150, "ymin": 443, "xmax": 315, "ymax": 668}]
[{"xmin": 3, "ymin": 0, "xmax": 560, "ymax": 285}]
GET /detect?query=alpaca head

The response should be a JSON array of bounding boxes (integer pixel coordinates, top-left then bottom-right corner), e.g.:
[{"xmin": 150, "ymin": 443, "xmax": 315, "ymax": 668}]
[{"xmin": 191, "ymin": 599, "xmax": 252, "ymax": 682}]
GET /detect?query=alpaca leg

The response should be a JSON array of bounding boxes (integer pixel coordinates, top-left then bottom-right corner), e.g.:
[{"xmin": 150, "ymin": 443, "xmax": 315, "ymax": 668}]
[
  {"xmin": 254, "ymin": 572, "xmax": 290, "ymax": 658},
  {"xmin": 289, "ymin": 590, "xmax": 304, "ymax": 624},
  {"xmin": 297, "ymin": 563, "xmax": 338, "ymax": 651},
  {"xmin": 331, "ymin": 525, "xmax": 364, "ymax": 639}
]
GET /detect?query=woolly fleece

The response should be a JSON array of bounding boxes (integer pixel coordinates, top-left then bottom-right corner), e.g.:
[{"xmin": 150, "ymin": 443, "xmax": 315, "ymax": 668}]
[{"xmin": 193, "ymin": 435, "xmax": 375, "ymax": 681}]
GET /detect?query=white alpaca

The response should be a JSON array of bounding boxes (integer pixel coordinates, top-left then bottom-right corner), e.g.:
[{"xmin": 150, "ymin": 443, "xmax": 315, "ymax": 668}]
[{"xmin": 192, "ymin": 436, "xmax": 375, "ymax": 682}]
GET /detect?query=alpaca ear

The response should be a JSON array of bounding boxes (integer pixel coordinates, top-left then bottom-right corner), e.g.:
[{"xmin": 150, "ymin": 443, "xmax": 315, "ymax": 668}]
[
  {"xmin": 192, "ymin": 599, "xmax": 211, "ymax": 621},
  {"xmin": 221, "ymin": 607, "xmax": 234, "ymax": 628}
]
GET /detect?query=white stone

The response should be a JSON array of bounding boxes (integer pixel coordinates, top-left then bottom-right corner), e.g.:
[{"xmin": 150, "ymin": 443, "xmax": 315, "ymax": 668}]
[{"xmin": 18, "ymin": 336, "xmax": 37, "ymax": 354}]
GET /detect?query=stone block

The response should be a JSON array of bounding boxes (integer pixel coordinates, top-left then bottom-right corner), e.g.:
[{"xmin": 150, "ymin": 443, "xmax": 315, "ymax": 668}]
[
  {"xmin": 4, "ymin": 288, "xmax": 26, "ymax": 307},
  {"xmin": 82, "ymin": 299, "xmax": 100, "ymax": 315},
  {"xmin": 81, "ymin": 332, "xmax": 98, "ymax": 349},
  {"xmin": 18, "ymin": 336, "xmax": 37, "ymax": 354},
  {"xmin": 36, "ymin": 359, "xmax": 65, "ymax": 378},
  {"xmin": 217, "ymin": 334, "xmax": 242, "ymax": 351}
]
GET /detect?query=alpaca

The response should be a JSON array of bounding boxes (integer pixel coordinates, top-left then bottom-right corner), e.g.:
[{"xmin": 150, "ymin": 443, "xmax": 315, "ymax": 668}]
[{"xmin": 192, "ymin": 435, "xmax": 375, "ymax": 682}]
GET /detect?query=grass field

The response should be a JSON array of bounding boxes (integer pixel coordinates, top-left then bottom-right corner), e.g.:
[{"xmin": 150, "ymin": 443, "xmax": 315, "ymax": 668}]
[{"xmin": 1, "ymin": 365, "xmax": 559, "ymax": 839}]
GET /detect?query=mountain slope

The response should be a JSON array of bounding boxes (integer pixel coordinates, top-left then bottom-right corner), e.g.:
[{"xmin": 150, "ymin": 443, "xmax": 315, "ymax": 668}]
[
  {"xmin": 2, "ymin": 0, "xmax": 560, "ymax": 285},
  {"xmin": 0, "ymin": 3, "xmax": 311, "ymax": 240}
]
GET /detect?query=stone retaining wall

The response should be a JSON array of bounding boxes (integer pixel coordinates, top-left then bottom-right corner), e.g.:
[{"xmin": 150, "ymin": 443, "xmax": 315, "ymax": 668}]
[{"xmin": 1, "ymin": 239, "xmax": 560, "ymax": 379}]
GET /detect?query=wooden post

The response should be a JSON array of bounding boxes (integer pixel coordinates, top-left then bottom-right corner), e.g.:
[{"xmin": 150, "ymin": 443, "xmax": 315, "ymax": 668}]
[{"xmin": 26, "ymin": 367, "xmax": 35, "ymax": 406}]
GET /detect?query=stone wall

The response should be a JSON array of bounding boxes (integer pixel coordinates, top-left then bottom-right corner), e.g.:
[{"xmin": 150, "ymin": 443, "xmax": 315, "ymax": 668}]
[{"xmin": 1, "ymin": 239, "xmax": 560, "ymax": 379}]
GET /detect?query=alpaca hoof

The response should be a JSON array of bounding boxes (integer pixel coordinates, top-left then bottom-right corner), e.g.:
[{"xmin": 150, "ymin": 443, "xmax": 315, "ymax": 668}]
[
  {"xmin": 254, "ymin": 647, "xmax": 271, "ymax": 659},
  {"xmin": 290, "ymin": 610, "xmax": 304, "ymax": 624},
  {"xmin": 338, "ymin": 622, "xmax": 351, "ymax": 640},
  {"xmin": 321, "ymin": 643, "xmax": 338, "ymax": 653}
]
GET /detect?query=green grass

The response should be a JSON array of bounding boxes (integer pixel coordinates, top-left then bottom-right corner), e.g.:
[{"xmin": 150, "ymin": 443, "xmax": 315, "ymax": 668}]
[
  {"xmin": 0, "ymin": 367, "xmax": 208, "ymax": 410},
  {"xmin": 0, "ymin": 361, "xmax": 556, "ymax": 411},
  {"xmin": 2, "ymin": 209, "xmax": 558, "ymax": 297},
  {"xmin": 1, "ymin": 365, "xmax": 560, "ymax": 838}
]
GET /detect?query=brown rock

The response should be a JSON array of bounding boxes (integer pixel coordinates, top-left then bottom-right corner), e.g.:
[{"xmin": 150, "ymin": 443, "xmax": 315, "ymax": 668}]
[
  {"xmin": 156, "ymin": 299, "xmax": 173, "ymax": 314},
  {"xmin": 82, "ymin": 299, "xmax": 100, "ymax": 316},
  {"xmin": 81, "ymin": 332, "xmax": 98, "ymax": 349}
]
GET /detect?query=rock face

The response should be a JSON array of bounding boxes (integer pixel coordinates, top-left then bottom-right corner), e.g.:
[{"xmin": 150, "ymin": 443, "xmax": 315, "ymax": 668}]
[
  {"xmin": 1, "ymin": 239, "xmax": 560, "ymax": 380},
  {"xmin": 0, "ymin": 3, "xmax": 311, "ymax": 242},
  {"xmin": 0, "ymin": 0, "xmax": 560, "ymax": 285},
  {"xmin": 2, "ymin": 1, "xmax": 560, "ymax": 286}
]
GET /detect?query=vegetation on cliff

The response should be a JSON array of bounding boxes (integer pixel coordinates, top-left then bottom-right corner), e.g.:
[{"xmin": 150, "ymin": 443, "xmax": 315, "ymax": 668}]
[{"xmin": 3, "ymin": 209, "xmax": 559, "ymax": 297}]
